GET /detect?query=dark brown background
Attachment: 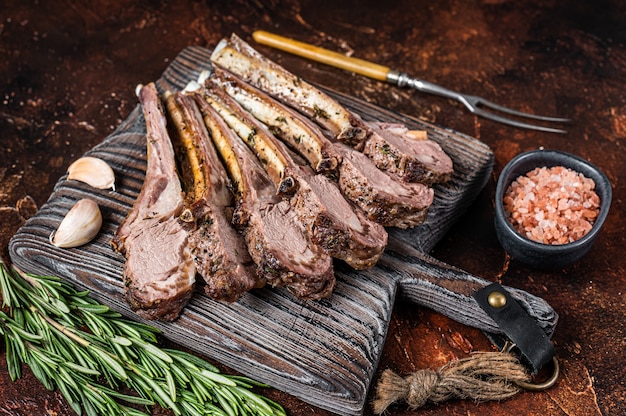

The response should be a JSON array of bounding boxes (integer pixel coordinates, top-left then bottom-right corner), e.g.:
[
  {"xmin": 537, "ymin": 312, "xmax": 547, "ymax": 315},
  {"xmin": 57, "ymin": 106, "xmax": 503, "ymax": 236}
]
[{"xmin": 1, "ymin": 1, "xmax": 624, "ymax": 415}]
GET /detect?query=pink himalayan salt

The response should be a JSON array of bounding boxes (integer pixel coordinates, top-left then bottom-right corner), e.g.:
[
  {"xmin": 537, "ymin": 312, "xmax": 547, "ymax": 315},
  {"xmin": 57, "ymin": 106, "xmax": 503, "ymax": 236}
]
[{"xmin": 503, "ymin": 166, "xmax": 600, "ymax": 245}]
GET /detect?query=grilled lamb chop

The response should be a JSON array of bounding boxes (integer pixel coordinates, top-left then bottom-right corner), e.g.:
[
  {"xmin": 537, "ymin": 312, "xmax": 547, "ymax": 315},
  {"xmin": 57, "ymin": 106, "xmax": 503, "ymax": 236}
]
[
  {"xmin": 191, "ymin": 91, "xmax": 336, "ymax": 299},
  {"xmin": 211, "ymin": 68, "xmax": 433, "ymax": 228},
  {"xmin": 212, "ymin": 67, "xmax": 340, "ymax": 177},
  {"xmin": 200, "ymin": 81, "xmax": 388, "ymax": 270},
  {"xmin": 111, "ymin": 83, "xmax": 195, "ymax": 321},
  {"xmin": 363, "ymin": 122, "xmax": 453, "ymax": 184},
  {"xmin": 210, "ymin": 34, "xmax": 454, "ymax": 185},
  {"xmin": 332, "ymin": 143, "xmax": 434, "ymax": 228},
  {"xmin": 163, "ymin": 91, "xmax": 260, "ymax": 302},
  {"xmin": 210, "ymin": 33, "xmax": 367, "ymax": 148}
]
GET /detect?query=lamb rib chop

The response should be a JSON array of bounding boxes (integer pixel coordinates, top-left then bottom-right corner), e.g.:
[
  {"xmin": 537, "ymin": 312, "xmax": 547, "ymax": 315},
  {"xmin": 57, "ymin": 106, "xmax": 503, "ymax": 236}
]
[
  {"xmin": 111, "ymin": 83, "xmax": 195, "ymax": 321},
  {"xmin": 332, "ymin": 142, "xmax": 434, "ymax": 228},
  {"xmin": 163, "ymin": 91, "xmax": 260, "ymax": 302},
  {"xmin": 191, "ymin": 90, "xmax": 336, "ymax": 299},
  {"xmin": 209, "ymin": 34, "xmax": 367, "ymax": 148},
  {"xmin": 363, "ymin": 122, "xmax": 454, "ymax": 185},
  {"xmin": 210, "ymin": 34, "xmax": 454, "ymax": 185},
  {"xmin": 200, "ymin": 80, "xmax": 388, "ymax": 270},
  {"xmin": 211, "ymin": 68, "xmax": 434, "ymax": 229},
  {"xmin": 211, "ymin": 67, "xmax": 340, "ymax": 178}
]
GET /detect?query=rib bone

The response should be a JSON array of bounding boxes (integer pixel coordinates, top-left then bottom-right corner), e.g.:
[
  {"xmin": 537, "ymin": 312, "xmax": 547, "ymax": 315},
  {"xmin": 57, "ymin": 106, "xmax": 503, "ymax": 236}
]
[
  {"xmin": 200, "ymin": 82, "xmax": 297, "ymax": 196},
  {"xmin": 164, "ymin": 91, "xmax": 260, "ymax": 302},
  {"xmin": 211, "ymin": 69, "xmax": 434, "ymax": 229},
  {"xmin": 212, "ymin": 67, "xmax": 339, "ymax": 177},
  {"xmin": 210, "ymin": 33, "xmax": 368, "ymax": 147},
  {"xmin": 112, "ymin": 83, "xmax": 195, "ymax": 321},
  {"xmin": 199, "ymin": 80, "xmax": 388, "ymax": 270},
  {"xmin": 191, "ymin": 90, "xmax": 336, "ymax": 299}
]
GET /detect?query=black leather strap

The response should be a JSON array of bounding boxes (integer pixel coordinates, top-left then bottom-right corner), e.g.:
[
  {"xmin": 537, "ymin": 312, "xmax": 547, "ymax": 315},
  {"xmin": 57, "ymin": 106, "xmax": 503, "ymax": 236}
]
[{"xmin": 473, "ymin": 282, "xmax": 556, "ymax": 374}]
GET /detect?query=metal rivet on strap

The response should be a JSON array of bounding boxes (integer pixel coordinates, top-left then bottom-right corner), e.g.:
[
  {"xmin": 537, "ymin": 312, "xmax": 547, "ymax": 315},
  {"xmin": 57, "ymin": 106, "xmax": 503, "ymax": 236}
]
[{"xmin": 487, "ymin": 291, "xmax": 507, "ymax": 308}]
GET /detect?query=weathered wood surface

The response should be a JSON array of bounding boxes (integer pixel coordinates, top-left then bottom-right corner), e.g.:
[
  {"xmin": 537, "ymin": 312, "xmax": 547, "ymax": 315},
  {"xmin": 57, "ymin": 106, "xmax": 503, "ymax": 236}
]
[{"xmin": 8, "ymin": 46, "xmax": 556, "ymax": 415}]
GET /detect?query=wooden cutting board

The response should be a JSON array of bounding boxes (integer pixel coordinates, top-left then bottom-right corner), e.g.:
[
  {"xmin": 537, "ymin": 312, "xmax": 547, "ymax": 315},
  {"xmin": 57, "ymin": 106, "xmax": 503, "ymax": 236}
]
[{"xmin": 8, "ymin": 46, "xmax": 557, "ymax": 415}]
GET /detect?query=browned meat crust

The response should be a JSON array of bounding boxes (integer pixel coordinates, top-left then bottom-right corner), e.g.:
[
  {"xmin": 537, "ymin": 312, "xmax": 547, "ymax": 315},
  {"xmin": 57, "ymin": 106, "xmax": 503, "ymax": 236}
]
[
  {"xmin": 362, "ymin": 122, "xmax": 454, "ymax": 184},
  {"xmin": 333, "ymin": 143, "xmax": 434, "ymax": 228},
  {"xmin": 286, "ymin": 167, "xmax": 388, "ymax": 269}
]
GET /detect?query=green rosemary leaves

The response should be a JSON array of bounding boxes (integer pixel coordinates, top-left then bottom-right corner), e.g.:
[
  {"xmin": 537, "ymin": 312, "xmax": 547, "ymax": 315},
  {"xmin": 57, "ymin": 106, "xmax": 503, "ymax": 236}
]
[{"xmin": 0, "ymin": 261, "xmax": 285, "ymax": 416}]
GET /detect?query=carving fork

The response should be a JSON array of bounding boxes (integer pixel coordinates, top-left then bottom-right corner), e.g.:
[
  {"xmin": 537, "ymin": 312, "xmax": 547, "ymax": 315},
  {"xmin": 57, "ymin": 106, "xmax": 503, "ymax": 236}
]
[{"xmin": 252, "ymin": 30, "xmax": 570, "ymax": 134}]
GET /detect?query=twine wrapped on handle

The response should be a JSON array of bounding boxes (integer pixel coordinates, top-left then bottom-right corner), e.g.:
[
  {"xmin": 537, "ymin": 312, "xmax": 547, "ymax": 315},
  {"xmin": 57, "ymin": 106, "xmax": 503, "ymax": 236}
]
[{"xmin": 372, "ymin": 351, "xmax": 531, "ymax": 414}]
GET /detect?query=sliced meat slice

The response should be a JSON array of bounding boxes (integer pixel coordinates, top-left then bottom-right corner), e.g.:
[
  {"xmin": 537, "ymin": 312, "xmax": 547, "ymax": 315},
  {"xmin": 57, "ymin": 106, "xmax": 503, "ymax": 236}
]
[
  {"xmin": 363, "ymin": 122, "xmax": 454, "ymax": 184},
  {"xmin": 211, "ymin": 69, "xmax": 433, "ymax": 228},
  {"xmin": 111, "ymin": 83, "xmax": 195, "ymax": 321},
  {"xmin": 210, "ymin": 33, "xmax": 368, "ymax": 148},
  {"xmin": 200, "ymin": 81, "xmax": 387, "ymax": 270},
  {"xmin": 289, "ymin": 171, "xmax": 388, "ymax": 269},
  {"xmin": 333, "ymin": 143, "xmax": 434, "ymax": 228},
  {"xmin": 191, "ymin": 90, "xmax": 335, "ymax": 299},
  {"xmin": 163, "ymin": 91, "xmax": 260, "ymax": 302}
]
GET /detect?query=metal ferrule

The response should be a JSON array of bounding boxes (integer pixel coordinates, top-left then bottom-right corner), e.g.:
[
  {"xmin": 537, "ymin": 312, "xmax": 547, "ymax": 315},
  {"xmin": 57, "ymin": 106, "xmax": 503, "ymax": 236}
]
[{"xmin": 386, "ymin": 70, "xmax": 413, "ymax": 88}]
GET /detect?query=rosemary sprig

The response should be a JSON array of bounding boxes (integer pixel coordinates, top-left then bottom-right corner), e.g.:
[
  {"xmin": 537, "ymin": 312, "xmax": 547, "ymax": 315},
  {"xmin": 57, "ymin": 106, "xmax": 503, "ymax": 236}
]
[{"xmin": 0, "ymin": 261, "xmax": 285, "ymax": 416}]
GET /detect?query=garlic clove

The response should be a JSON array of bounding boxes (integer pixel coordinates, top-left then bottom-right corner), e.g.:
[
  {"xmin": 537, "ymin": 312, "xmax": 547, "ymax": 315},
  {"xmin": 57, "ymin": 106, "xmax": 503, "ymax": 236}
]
[
  {"xmin": 67, "ymin": 156, "xmax": 116, "ymax": 190},
  {"xmin": 50, "ymin": 198, "xmax": 103, "ymax": 248}
]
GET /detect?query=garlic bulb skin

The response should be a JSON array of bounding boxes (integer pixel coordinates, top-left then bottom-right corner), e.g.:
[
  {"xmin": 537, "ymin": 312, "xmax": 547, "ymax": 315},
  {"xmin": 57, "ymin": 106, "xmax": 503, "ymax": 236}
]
[
  {"xmin": 67, "ymin": 156, "xmax": 115, "ymax": 190},
  {"xmin": 50, "ymin": 199, "xmax": 103, "ymax": 248}
]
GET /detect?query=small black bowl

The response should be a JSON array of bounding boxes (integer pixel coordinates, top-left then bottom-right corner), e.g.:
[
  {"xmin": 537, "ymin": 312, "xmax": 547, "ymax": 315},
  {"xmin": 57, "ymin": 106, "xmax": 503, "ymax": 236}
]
[{"xmin": 494, "ymin": 149, "xmax": 612, "ymax": 269}]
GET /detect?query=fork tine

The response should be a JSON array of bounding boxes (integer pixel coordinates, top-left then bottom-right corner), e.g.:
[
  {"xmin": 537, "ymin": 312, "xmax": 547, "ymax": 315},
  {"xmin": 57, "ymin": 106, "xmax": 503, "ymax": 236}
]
[
  {"xmin": 389, "ymin": 73, "xmax": 571, "ymax": 131},
  {"xmin": 476, "ymin": 97, "xmax": 571, "ymax": 123},
  {"xmin": 472, "ymin": 107, "xmax": 569, "ymax": 134}
]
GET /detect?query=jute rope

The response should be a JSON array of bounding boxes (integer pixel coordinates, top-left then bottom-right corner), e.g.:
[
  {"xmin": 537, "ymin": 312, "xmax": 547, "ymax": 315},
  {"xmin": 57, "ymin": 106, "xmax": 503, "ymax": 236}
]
[{"xmin": 372, "ymin": 351, "xmax": 531, "ymax": 414}]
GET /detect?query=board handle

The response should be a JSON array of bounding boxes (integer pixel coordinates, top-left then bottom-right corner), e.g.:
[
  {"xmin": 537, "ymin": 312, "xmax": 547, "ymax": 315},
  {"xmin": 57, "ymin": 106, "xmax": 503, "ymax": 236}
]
[{"xmin": 379, "ymin": 250, "xmax": 558, "ymax": 337}]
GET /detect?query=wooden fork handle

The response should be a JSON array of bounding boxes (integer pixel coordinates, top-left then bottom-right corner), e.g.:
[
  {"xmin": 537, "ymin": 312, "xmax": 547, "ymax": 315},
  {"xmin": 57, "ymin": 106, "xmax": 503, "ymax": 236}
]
[{"xmin": 252, "ymin": 30, "xmax": 391, "ymax": 82}]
